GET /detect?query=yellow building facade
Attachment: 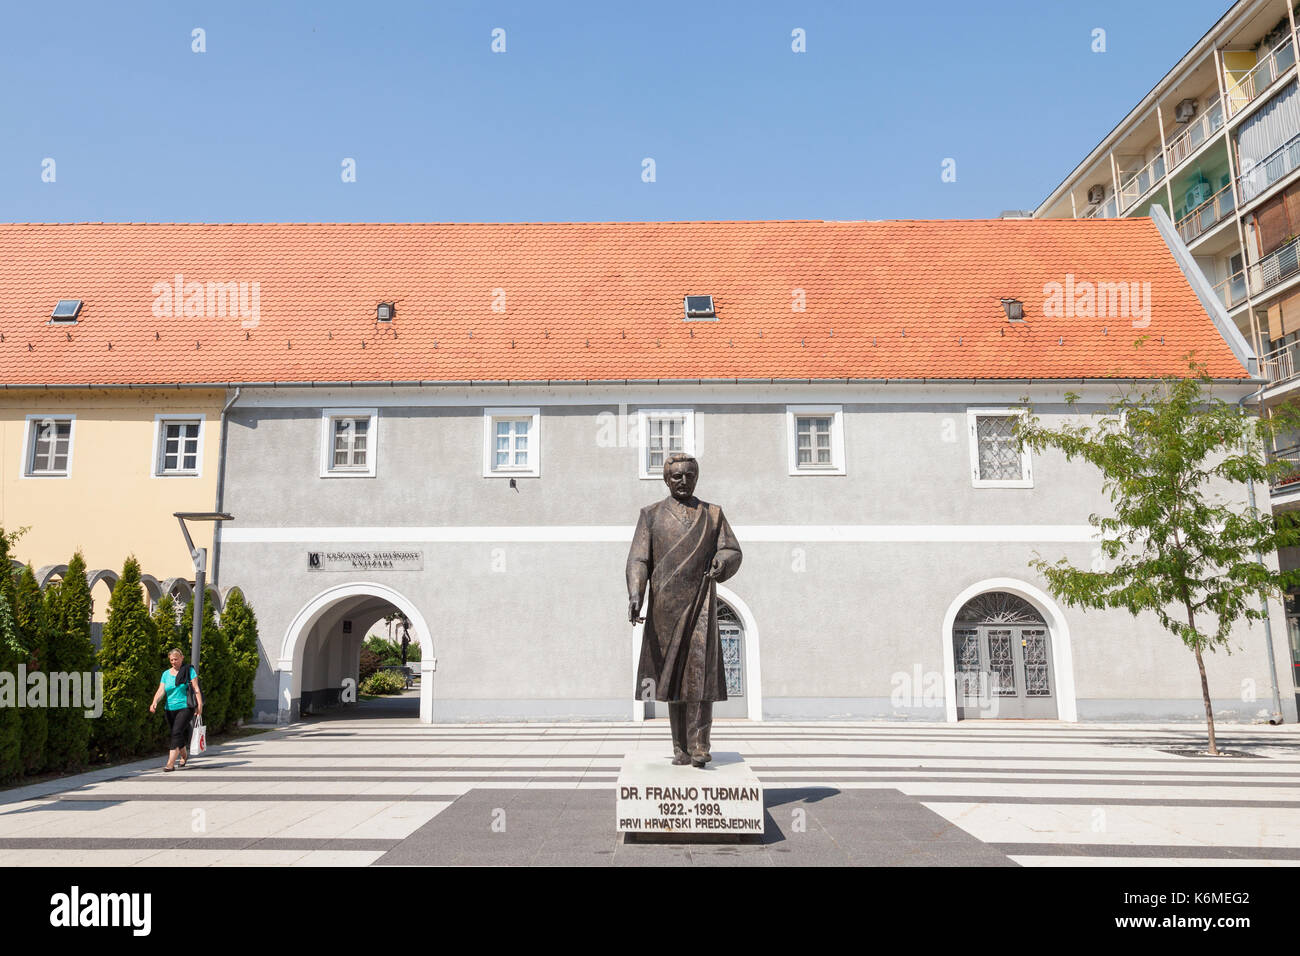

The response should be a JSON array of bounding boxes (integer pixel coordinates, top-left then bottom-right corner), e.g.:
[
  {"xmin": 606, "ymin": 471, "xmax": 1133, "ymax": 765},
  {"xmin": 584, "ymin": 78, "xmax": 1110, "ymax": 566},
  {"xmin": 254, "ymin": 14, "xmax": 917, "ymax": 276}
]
[{"xmin": 0, "ymin": 388, "xmax": 226, "ymax": 599}]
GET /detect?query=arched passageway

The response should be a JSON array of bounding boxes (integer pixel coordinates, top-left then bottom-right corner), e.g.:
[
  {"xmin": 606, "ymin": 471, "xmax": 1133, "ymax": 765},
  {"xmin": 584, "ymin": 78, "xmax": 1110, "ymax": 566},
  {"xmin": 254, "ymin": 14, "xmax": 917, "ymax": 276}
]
[{"xmin": 278, "ymin": 582, "xmax": 434, "ymax": 724}]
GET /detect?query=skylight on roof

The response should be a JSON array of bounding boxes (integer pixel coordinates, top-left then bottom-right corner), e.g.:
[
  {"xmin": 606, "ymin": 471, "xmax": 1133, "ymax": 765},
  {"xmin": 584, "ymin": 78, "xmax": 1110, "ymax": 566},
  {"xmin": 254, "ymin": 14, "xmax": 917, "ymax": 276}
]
[
  {"xmin": 51, "ymin": 299, "xmax": 83, "ymax": 322},
  {"xmin": 683, "ymin": 295, "xmax": 716, "ymax": 320}
]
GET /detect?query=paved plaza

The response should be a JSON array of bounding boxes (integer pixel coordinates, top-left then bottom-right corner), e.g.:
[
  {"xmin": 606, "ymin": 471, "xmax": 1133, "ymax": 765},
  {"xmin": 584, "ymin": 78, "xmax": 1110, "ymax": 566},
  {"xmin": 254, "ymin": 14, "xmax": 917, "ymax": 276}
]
[{"xmin": 1, "ymin": 698, "xmax": 1298, "ymax": 866}]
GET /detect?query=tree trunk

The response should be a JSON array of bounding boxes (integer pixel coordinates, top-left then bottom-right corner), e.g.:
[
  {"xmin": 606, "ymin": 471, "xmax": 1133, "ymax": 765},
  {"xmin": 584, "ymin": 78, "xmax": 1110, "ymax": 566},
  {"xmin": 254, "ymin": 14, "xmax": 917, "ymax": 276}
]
[{"xmin": 1193, "ymin": 643, "xmax": 1218, "ymax": 755}]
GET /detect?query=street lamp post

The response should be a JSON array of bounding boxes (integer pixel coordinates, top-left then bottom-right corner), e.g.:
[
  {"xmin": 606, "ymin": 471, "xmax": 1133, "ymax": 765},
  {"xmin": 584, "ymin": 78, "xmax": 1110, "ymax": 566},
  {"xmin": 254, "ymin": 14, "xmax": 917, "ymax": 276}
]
[{"xmin": 174, "ymin": 512, "xmax": 234, "ymax": 668}]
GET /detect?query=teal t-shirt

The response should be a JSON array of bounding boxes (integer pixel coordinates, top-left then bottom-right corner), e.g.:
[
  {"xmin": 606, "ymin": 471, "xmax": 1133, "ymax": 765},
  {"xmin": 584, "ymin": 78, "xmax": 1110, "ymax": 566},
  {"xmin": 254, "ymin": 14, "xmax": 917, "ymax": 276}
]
[{"xmin": 161, "ymin": 666, "xmax": 196, "ymax": 710}]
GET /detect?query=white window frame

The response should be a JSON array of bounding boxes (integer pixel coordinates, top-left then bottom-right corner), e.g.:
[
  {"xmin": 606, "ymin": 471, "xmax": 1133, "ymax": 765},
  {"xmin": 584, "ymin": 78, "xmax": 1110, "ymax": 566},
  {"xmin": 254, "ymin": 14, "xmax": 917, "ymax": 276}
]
[
  {"xmin": 786, "ymin": 405, "xmax": 845, "ymax": 476},
  {"xmin": 151, "ymin": 413, "xmax": 206, "ymax": 478},
  {"xmin": 967, "ymin": 407, "xmax": 1033, "ymax": 488},
  {"xmin": 636, "ymin": 408, "xmax": 696, "ymax": 480},
  {"xmin": 483, "ymin": 407, "xmax": 541, "ymax": 478},
  {"xmin": 21, "ymin": 414, "xmax": 75, "ymax": 479},
  {"xmin": 319, "ymin": 408, "xmax": 378, "ymax": 478}
]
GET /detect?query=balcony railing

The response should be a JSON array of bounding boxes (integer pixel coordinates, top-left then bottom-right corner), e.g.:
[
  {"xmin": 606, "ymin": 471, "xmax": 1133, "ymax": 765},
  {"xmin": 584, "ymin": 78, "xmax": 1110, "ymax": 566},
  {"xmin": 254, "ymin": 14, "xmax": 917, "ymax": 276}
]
[
  {"xmin": 1269, "ymin": 443, "xmax": 1300, "ymax": 490},
  {"xmin": 1119, "ymin": 153, "xmax": 1167, "ymax": 210},
  {"xmin": 1176, "ymin": 183, "xmax": 1235, "ymax": 242},
  {"xmin": 1226, "ymin": 32, "xmax": 1299, "ymax": 118},
  {"xmin": 1081, "ymin": 194, "xmax": 1119, "ymax": 219},
  {"xmin": 1249, "ymin": 235, "xmax": 1300, "ymax": 294},
  {"xmin": 1165, "ymin": 98, "xmax": 1225, "ymax": 169},
  {"xmin": 1238, "ymin": 130, "xmax": 1300, "ymax": 203},
  {"xmin": 1212, "ymin": 269, "xmax": 1249, "ymax": 309},
  {"xmin": 1263, "ymin": 341, "xmax": 1300, "ymax": 386}
]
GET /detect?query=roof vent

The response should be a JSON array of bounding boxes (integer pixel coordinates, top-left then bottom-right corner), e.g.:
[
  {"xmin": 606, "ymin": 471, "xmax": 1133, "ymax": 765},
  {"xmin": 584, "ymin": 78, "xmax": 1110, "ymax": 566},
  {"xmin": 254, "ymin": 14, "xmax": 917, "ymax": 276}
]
[
  {"xmin": 683, "ymin": 295, "xmax": 716, "ymax": 320},
  {"xmin": 50, "ymin": 299, "xmax": 82, "ymax": 323},
  {"xmin": 376, "ymin": 302, "xmax": 395, "ymax": 322},
  {"xmin": 1001, "ymin": 298, "xmax": 1025, "ymax": 322}
]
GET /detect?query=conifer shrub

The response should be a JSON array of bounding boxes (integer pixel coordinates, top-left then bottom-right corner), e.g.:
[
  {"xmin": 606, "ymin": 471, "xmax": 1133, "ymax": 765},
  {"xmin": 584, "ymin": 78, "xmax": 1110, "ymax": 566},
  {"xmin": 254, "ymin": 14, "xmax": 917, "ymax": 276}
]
[
  {"xmin": 221, "ymin": 589, "xmax": 260, "ymax": 726},
  {"xmin": 43, "ymin": 553, "xmax": 95, "ymax": 772},
  {"xmin": 94, "ymin": 559, "xmax": 159, "ymax": 760}
]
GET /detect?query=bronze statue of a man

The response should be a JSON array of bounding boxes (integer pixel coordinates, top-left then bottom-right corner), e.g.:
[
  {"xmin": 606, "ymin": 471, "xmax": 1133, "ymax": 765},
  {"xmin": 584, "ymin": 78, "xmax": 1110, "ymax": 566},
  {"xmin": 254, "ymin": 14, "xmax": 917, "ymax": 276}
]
[{"xmin": 627, "ymin": 453, "xmax": 742, "ymax": 768}]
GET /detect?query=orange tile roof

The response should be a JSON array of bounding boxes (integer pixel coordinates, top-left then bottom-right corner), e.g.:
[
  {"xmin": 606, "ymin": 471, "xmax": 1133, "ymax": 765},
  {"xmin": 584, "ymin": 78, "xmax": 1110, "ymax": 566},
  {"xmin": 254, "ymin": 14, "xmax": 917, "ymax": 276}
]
[{"xmin": 0, "ymin": 219, "xmax": 1253, "ymax": 386}]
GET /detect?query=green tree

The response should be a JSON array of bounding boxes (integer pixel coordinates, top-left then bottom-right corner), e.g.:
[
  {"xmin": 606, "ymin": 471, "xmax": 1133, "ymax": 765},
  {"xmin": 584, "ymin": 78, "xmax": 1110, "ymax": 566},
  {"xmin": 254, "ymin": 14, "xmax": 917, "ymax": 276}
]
[
  {"xmin": 94, "ymin": 559, "xmax": 160, "ymax": 760},
  {"xmin": 44, "ymin": 553, "xmax": 95, "ymax": 771},
  {"xmin": 221, "ymin": 589, "xmax": 260, "ymax": 726},
  {"xmin": 0, "ymin": 590, "xmax": 23, "ymax": 783},
  {"xmin": 1016, "ymin": 358, "xmax": 1300, "ymax": 754},
  {"xmin": 148, "ymin": 594, "xmax": 183, "ymax": 750},
  {"xmin": 363, "ymin": 634, "xmax": 402, "ymax": 665},
  {"xmin": 153, "ymin": 593, "xmax": 183, "ymax": 661},
  {"xmin": 185, "ymin": 594, "xmax": 232, "ymax": 734},
  {"xmin": 0, "ymin": 532, "xmax": 24, "ymax": 781},
  {"xmin": 13, "ymin": 565, "xmax": 48, "ymax": 774}
]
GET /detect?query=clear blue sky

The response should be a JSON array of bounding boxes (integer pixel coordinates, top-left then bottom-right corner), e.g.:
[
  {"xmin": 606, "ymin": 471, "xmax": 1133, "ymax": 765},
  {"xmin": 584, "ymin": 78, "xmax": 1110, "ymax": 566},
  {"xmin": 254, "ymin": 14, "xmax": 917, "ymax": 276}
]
[{"xmin": 0, "ymin": 0, "xmax": 1232, "ymax": 223}]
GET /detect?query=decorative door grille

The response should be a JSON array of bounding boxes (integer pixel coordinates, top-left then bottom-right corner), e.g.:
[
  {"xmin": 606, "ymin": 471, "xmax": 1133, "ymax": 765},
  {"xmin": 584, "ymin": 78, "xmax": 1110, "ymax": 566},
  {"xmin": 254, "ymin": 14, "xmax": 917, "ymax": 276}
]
[
  {"xmin": 718, "ymin": 603, "xmax": 744, "ymax": 697},
  {"xmin": 1022, "ymin": 628, "xmax": 1052, "ymax": 696}
]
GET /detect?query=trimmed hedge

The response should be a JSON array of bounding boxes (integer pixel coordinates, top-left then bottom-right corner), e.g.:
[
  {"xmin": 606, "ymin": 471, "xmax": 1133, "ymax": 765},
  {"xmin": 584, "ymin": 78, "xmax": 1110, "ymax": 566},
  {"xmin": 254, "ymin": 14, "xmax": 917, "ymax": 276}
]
[
  {"xmin": 0, "ymin": 591, "xmax": 23, "ymax": 784},
  {"xmin": 94, "ymin": 559, "xmax": 159, "ymax": 761},
  {"xmin": 13, "ymin": 565, "xmax": 48, "ymax": 775},
  {"xmin": 222, "ymin": 589, "xmax": 259, "ymax": 725},
  {"xmin": 43, "ymin": 552, "xmax": 95, "ymax": 772},
  {"xmin": 0, "ymin": 528, "xmax": 263, "ymax": 786},
  {"xmin": 361, "ymin": 669, "xmax": 406, "ymax": 696},
  {"xmin": 187, "ymin": 596, "xmax": 232, "ymax": 735}
]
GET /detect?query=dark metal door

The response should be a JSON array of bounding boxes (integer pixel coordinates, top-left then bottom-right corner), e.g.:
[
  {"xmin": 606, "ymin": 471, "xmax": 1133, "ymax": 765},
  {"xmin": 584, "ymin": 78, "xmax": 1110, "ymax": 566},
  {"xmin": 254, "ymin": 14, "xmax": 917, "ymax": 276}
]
[{"xmin": 954, "ymin": 623, "xmax": 1056, "ymax": 718}]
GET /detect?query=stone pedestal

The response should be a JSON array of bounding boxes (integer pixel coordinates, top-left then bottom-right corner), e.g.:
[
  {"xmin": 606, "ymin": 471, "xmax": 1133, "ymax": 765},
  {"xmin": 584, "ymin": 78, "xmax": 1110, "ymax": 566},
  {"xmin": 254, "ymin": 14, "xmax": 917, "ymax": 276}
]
[{"xmin": 616, "ymin": 751, "xmax": 764, "ymax": 838}]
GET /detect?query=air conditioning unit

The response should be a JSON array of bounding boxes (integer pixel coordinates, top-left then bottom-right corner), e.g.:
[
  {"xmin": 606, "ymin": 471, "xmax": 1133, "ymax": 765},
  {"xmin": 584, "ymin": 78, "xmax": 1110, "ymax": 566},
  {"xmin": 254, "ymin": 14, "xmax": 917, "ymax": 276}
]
[
  {"xmin": 1174, "ymin": 98, "xmax": 1198, "ymax": 123},
  {"xmin": 1087, "ymin": 184, "xmax": 1106, "ymax": 205}
]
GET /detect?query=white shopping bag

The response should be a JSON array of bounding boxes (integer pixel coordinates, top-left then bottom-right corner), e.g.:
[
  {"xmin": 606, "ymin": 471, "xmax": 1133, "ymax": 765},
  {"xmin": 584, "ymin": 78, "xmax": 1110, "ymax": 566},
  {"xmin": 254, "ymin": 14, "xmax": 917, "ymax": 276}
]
[{"xmin": 189, "ymin": 716, "xmax": 207, "ymax": 756}]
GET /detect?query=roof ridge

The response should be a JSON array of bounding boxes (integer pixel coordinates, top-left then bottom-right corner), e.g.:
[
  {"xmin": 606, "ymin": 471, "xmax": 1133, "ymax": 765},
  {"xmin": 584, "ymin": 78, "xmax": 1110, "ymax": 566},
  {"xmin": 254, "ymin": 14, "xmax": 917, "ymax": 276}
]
[{"xmin": 0, "ymin": 217, "xmax": 1153, "ymax": 227}]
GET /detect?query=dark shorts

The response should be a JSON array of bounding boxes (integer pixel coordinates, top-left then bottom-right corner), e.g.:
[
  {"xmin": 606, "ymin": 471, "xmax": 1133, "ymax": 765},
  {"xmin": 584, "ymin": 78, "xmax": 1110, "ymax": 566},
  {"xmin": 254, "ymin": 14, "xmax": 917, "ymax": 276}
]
[{"xmin": 163, "ymin": 707, "xmax": 194, "ymax": 749}]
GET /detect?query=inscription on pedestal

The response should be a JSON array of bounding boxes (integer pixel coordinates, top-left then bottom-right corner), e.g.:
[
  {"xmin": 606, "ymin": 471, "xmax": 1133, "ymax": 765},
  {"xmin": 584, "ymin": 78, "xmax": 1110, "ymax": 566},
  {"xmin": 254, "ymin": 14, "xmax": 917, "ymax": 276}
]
[{"xmin": 616, "ymin": 751, "xmax": 764, "ymax": 835}]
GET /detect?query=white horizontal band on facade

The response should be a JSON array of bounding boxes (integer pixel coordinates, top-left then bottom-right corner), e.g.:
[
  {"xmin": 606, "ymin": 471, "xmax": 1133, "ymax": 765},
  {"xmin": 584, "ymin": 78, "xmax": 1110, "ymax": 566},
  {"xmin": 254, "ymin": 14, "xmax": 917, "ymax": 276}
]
[
  {"xmin": 221, "ymin": 524, "xmax": 1101, "ymax": 544},
  {"xmin": 230, "ymin": 381, "xmax": 1259, "ymax": 408}
]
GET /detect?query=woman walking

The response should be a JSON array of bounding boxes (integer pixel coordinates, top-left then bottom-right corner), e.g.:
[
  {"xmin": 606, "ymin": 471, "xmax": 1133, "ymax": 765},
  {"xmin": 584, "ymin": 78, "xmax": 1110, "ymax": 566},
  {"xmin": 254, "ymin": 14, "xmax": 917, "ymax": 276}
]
[{"xmin": 149, "ymin": 648, "xmax": 204, "ymax": 772}]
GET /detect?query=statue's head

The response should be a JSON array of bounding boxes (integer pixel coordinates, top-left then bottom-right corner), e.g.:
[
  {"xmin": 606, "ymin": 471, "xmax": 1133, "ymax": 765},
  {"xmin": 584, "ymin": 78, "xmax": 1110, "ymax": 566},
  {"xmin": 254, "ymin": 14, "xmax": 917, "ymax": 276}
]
[{"xmin": 663, "ymin": 453, "xmax": 699, "ymax": 501}]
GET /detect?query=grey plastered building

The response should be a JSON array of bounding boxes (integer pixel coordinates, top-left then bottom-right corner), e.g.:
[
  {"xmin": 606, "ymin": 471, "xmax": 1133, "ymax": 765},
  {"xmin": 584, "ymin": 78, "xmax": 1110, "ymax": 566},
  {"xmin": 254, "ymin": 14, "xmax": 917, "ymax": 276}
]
[{"xmin": 185, "ymin": 215, "xmax": 1296, "ymax": 725}]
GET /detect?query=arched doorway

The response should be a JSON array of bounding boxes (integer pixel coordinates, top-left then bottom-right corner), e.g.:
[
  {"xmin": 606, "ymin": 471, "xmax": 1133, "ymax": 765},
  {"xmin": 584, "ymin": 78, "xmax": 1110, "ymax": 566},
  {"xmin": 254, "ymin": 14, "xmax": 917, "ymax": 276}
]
[
  {"xmin": 278, "ymin": 582, "xmax": 434, "ymax": 725},
  {"xmin": 632, "ymin": 584, "xmax": 762, "ymax": 721},
  {"xmin": 941, "ymin": 579, "xmax": 1078, "ymax": 722}
]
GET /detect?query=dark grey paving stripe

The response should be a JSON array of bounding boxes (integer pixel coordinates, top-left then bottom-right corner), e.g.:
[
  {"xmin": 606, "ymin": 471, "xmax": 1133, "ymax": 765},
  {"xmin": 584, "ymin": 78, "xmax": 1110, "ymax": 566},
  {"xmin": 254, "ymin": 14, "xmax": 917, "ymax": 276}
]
[
  {"xmin": 289, "ymin": 738, "xmax": 1274, "ymax": 743},
  {"xmin": 993, "ymin": 842, "xmax": 1300, "ymax": 860},
  {"xmin": 916, "ymin": 795, "xmax": 1300, "ymax": 808},
  {"xmin": 371, "ymin": 786, "xmax": 1017, "ymax": 867},
  {"xmin": 756, "ymin": 775, "xmax": 1294, "ymax": 787},
  {"xmin": 0, "ymin": 837, "xmax": 399, "ymax": 851},
  {"xmin": 46, "ymin": 793, "xmax": 463, "ymax": 803},
  {"xmin": 750, "ymin": 765, "xmax": 1300, "ymax": 777},
  {"xmin": 104, "ymin": 771, "xmax": 1295, "ymax": 787},
  {"xmin": 210, "ymin": 751, "xmax": 1298, "ymax": 763},
  {"xmin": 184, "ymin": 764, "xmax": 608, "ymax": 772},
  {"xmin": 183, "ymin": 763, "xmax": 1300, "ymax": 778},
  {"xmin": 120, "ymin": 774, "xmax": 609, "ymax": 782}
]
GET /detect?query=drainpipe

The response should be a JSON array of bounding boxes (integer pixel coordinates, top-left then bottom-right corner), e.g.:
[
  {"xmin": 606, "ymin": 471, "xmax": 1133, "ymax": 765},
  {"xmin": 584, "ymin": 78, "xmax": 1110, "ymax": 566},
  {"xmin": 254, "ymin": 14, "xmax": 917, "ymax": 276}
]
[
  {"xmin": 1240, "ymin": 384, "xmax": 1285, "ymax": 723},
  {"xmin": 209, "ymin": 388, "xmax": 241, "ymax": 588}
]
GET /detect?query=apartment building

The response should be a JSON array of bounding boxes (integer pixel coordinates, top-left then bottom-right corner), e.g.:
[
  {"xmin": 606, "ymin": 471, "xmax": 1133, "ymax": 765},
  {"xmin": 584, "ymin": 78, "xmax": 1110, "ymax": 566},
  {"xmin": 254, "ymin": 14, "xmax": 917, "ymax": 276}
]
[{"xmin": 1035, "ymin": 0, "xmax": 1300, "ymax": 707}]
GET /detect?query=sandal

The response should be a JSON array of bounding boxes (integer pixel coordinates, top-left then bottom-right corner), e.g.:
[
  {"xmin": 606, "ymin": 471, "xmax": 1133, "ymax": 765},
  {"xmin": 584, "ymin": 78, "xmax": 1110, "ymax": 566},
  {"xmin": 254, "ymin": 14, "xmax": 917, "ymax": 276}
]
[{"xmin": 163, "ymin": 765, "xmax": 175, "ymax": 773}]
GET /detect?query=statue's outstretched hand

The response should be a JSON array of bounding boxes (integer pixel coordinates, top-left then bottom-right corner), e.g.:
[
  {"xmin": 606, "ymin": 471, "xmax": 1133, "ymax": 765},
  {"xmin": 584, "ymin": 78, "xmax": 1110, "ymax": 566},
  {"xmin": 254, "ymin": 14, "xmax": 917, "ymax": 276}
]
[{"xmin": 629, "ymin": 598, "xmax": 644, "ymax": 624}]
